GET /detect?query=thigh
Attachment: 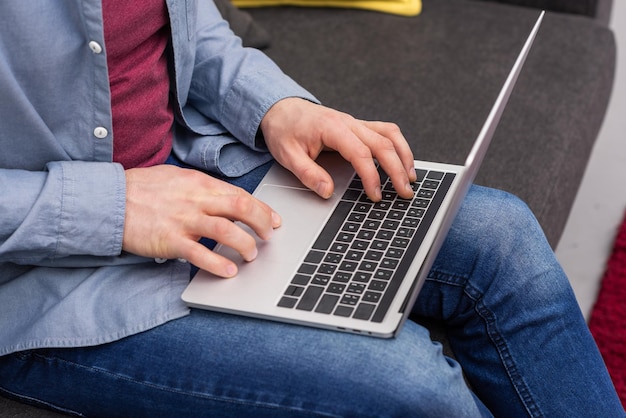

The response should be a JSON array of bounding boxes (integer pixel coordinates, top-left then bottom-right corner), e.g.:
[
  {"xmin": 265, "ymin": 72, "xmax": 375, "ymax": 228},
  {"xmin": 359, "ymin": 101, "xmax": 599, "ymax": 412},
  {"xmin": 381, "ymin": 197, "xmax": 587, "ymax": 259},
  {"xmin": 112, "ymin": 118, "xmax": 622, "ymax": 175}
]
[
  {"xmin": 0, "ymin": 310, "xmax": 488, "ymax": 418},
  {"xmin": 414, "ymin": 185, "xmax": 624, "ymax": 417}
]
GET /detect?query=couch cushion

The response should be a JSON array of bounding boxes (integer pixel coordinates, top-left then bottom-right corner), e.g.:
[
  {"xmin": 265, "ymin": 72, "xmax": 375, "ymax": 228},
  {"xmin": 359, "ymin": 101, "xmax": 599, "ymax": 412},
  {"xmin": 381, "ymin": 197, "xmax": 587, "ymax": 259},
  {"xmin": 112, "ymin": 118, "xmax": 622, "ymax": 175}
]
[{"xmin": 249, "ymin": 0, "xmax": 615, "ymax": 247}]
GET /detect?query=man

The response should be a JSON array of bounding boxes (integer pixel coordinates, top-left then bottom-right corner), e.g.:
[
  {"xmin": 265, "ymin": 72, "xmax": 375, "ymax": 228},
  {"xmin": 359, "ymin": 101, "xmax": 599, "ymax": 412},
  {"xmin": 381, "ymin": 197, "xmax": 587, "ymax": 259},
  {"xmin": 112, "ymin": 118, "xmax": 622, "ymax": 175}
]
[{"xmin": 0, "ymin": 1, "xmax": 623, "ymax": 416}]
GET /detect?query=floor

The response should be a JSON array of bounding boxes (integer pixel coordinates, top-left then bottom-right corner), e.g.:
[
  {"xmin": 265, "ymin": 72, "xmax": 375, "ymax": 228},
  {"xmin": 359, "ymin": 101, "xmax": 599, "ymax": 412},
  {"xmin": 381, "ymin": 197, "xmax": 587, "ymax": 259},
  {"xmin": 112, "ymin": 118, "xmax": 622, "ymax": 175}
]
[{"xmin": 555, "ymin": 1, "xmax": 626, "ymax": 320}]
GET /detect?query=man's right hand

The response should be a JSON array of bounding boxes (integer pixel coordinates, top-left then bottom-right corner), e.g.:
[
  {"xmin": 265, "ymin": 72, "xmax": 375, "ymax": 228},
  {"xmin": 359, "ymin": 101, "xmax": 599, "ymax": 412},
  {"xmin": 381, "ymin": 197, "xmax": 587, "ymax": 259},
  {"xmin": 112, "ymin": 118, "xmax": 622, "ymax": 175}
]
[{"xmin": 122, "ymin": 165, "xmax": 281, "ymax": 278}]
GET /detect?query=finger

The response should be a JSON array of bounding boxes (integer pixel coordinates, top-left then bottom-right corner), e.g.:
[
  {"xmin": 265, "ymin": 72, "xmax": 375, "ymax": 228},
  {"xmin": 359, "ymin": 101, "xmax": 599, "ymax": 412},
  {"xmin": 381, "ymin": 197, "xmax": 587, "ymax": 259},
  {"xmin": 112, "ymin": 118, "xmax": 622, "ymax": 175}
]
[
  {"xmin": 200, "ymin": 187, "xmax": 280, "ymax": 240},
  {"xmin": 327, "ymin": 125, "xmax": 396, "ymax": 202},
  {"xmin": 276, "ymin": 146, "xmax": 336, "ymax": 199},
  {"xmin": 350, "ymin": 122, "xmax": 414, "ymax": 200},
  {"xmin": 361, "ymin": 120, "xmax": 417, "ymax": 182},
  {"xmin": 178, "ymin": 238, "xmax": 240, "ymax": 278}
]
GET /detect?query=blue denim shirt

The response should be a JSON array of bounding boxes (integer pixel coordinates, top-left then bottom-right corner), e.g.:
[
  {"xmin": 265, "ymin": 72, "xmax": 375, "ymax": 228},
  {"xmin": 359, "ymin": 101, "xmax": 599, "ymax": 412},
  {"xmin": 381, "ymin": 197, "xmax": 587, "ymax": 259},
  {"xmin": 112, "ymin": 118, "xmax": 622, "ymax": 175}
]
[{"xmin": 0, "ymin": 0, "xmax": 317, "ymax": 356}]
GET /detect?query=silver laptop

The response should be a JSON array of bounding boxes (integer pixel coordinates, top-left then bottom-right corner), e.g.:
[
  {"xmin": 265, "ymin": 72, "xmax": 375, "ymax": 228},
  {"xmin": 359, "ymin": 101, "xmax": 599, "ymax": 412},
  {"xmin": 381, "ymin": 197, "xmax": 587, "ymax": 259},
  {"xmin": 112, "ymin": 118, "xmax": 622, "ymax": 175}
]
[{"xmin": 182, "ymin": 12, "xmax": 544, "ymax": 338}]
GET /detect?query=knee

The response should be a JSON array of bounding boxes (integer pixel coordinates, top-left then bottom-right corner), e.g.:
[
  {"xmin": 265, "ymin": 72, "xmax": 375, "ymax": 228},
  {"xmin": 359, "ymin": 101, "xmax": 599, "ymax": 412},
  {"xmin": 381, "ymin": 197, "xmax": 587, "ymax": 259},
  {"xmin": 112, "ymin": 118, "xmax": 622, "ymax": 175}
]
[
  {"xmin": 323, "ymin": 324, "xmax": 485, "ymax": 417},
  {"xmin": 460, "ymin": 186, "xmax": 540, "ymax": 241}
]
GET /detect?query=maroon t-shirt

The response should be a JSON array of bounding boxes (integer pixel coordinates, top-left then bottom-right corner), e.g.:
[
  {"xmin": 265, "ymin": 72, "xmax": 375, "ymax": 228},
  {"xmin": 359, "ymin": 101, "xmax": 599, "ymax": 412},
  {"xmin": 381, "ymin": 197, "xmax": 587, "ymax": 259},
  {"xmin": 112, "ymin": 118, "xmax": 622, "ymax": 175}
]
[{"xmin": 102, "ymin": 0, "xmax": 174, "ymax": 169}]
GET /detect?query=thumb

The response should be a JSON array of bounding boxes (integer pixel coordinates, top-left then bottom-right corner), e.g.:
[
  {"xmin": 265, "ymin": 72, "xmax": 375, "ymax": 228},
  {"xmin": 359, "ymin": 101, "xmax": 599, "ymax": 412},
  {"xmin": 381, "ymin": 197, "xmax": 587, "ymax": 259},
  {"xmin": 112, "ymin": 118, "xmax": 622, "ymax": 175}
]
[{"xmin": 283, "ymin": 153, "xmax": 335, "ymax": 199}]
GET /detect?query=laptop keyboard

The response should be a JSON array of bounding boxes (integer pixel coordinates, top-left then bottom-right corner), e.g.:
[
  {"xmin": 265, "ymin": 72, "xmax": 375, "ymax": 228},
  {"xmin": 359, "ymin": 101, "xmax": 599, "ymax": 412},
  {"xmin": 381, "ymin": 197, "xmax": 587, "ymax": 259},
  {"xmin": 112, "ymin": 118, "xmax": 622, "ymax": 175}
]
[{"xmin": 277, "ymin": 165, "xmax": 455, "ymax": 323}]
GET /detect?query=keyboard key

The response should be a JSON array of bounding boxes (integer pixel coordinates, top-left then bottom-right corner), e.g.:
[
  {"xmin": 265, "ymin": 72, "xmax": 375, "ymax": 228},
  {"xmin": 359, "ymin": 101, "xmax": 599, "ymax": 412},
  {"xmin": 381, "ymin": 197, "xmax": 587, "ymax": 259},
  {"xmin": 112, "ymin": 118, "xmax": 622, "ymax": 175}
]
[
  {"xmin": 318, "ymin": 263, "xmax": 337, "ymax": 275},
  {"xmin": 368, "ymin": 280, "xmax": 388, "ymax": 292},
  {"xmin": 382, "ymin": 220, "xmax": 400, "ymax": 230},
  {"xmin": 392, "ymin": 200, "xmax": 410, "ymax": 211},
  {"xmin": 374, "ymin": 269, "xmax": 393, "ymax": 281},
  {"xmin": 417, "ymin": 189, "xmax": 434, "ymax": 199},
  {"xmin": 402, "ymin": 218, "xmax": 420, "ymax": 228},
  {"xmin": 407, "ymin": 208, "xmax": 425, "ymax": 218},
  {"xmin": 371, "ymin": 240, "xmax": 389, "ymax": 251},
  {"xmin": 354, "ymin": 202, "xmax": 372, "ymax": 213},
  {"xmin": 342, "ymin": 222, "xmax": 360, "ymax": 233},
  {"xmin": 339, "ymin": 261, "xmax": 359, "ymax": 271},
  {"xmin": 312, "ymin": 274, "xmax": 331, "ymax": 286},
  {"xmin": 363, "ymin": 291, "xmax": 382, "ymax": 304},
  {"xmin": 298, "ymin": 263, "xmax": 317, "ymax": 275},
  {"xmin": 357, "ymin": 230, "xmax": 376, "ymax": 240},
  {"xmin": 349, "ymin": 178, "xmax": 363, "ymax": 189},
  {"xmin": 392, "ymin": 237, "xmax": 410, "ymax": 247},
  {"xmin": 353, "ymin": 272, "xmax": 372, "ymax": 283},
  {"xmin": 291, "ymin": 274, "xmax": 310, "ymax": 286},
  {"xmin": 312, "ymin": 201, "xmax": 353, "ymax": 250},
  {"xmin": 337, "ymin": 232, "xmax": 356, "ymax": 243},
  {"xmin": 278, "ymin": 296, "xmax": 298, "ymax": 308},
  {"xmin": 347, "ymin": 283, "xmax": 366, "ymax": 294},
  {"xmin": 324, "ymin": 253, "xmax": 343, "ymax": 264},
  {"xmin": 334, "ymin": 305, "xmax": 354, "ymax": 317},
  {"xmin": 354, "ymin": 303, "xmax": 376, "ymax": 320},
  {"xmin": 327, "ymin": 283, "xmax": 346, "ymax": 294},
  {"xmin": 305, "ymin": 250, "xmax": 324, "ymax": 264},
  {"xmin": 333, "ymin": 272, "xmax": 352, "ymax": 283},
  {"xmin": 351, "ymin": 240, "xmax": 369, "ymax": 251},
  {"xmin": 365, "ymin": 250, "xmax": 384, "ymax": 261},
  {"xmin": 380, "ymin": 258, "xmax": 399, "ymax": 270},
  {"xmin": 315, "ymin": 294, "xmax": 340, "ymax": 314},
  {"xmin": 342, "ymin": 189, "xmax": 361, "ymax": 201},
  {"xmin": 348, "ymin": 212, "xmax": 367, "ymax": 223},
  {"xmin": 422, "ymin": 180, "xmax": 440, "ymax": 189},
  {"xmin": 426, "ymin": 170, "xmax": 444, "ymax": 180},
  {"xmin": 376, "ymin": 230, "xmax": 394, "ymax": 241},
  {"xmin": 386, "ymin": 248, "xmax": 404, "ymax": 258},
  {"xmin": 359, "ymin": 261, "xmax": 377, "ymax": 272},
  {"xmin": 330, "ymin": 242, "xmax": 349, "ymax": 253},
  {"xmin": 368, "ymin": 210, "xmax": 386, "ymax": 220},
  {"xmin": 346, "ymin": 250, "xmax": 364, "ymax": 261},
  {"xmin": 296, "ymin": 286, "xmax": 324, "ymax": 311},
  {"xmin": 340, "ymin": 294, "xmax": 360, "ymax": 306},
  {"xmin": 363, "ymin": 220, "xmax": 381, "ymax": 230},
  {"xmin": 285, "ymin": 285, "xmax": 305, "ymax": 297}
]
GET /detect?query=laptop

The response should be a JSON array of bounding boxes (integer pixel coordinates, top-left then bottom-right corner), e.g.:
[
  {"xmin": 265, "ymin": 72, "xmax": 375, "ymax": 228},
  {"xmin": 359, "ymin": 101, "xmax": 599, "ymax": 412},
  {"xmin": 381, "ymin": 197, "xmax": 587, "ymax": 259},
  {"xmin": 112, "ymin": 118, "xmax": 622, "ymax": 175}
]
[{"xmin": 182, "ymin": 12, "xmax": 544, "ymax": 338}]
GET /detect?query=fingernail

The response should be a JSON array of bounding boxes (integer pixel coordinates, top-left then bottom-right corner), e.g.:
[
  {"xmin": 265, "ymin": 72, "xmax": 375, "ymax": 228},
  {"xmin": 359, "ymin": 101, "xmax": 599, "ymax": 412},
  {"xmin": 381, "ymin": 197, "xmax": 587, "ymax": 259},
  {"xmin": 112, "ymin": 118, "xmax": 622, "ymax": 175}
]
[
  {"xmin": 225, "ymin": 264, "xmax": 238, "ymax": 277},
  {"xmin": 317, "ymin": 181, "xmax": 330, "ymax": 198},
  {"xmin": 373, "ymin": 186, "xmax": 382, "ymax": 201},
  {"xmin": 410, "ymin": 168, "xmax": 417, "ymax": 181},
  {"xmin": 272, "ymin": 211, "xmax": 282, "ymax": 228},
  {"xmin": 246, "ymin": 247, "xmax": 259, "ymax": 262}
]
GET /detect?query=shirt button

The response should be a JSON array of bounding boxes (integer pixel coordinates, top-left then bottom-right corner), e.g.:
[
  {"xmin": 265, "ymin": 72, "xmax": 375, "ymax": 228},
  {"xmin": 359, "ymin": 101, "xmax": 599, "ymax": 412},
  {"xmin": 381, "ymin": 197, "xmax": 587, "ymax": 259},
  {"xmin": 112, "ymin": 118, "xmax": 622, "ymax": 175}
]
[
  {"xmin": 93, "ymin": 127, "xmax": 108, "ymax": 139},
  {"xmin": 88, "ymin": 41, "xmax": 103, "ymax": 54}
]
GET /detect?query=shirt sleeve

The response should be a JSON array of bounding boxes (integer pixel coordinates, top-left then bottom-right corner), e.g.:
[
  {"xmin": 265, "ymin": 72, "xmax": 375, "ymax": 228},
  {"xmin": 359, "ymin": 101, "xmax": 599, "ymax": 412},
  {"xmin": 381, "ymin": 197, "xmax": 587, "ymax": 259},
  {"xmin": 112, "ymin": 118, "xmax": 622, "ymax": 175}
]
[
  {"xmin": 0, "ymin": 161, "xmax": 126, "ymax": 265},
  {"xmin": 184, "ymin": 0, "xmax": 319, "ymax": 150}
]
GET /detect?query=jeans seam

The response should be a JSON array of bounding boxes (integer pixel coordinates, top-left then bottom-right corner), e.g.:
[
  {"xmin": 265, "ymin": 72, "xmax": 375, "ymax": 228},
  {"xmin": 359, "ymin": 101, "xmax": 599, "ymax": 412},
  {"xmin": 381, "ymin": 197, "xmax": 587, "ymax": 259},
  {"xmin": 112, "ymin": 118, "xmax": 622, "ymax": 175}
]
[
  {"xmin": 467, "ymin": 287, "xmax": 544, "ymax": 418},
  {"xmin": 28, "ymin": 351, "xmax": 339, "ymax": 417},
  {"xmin": 0, "ymin": 384, "xmax": 85, "ymax": 417}
]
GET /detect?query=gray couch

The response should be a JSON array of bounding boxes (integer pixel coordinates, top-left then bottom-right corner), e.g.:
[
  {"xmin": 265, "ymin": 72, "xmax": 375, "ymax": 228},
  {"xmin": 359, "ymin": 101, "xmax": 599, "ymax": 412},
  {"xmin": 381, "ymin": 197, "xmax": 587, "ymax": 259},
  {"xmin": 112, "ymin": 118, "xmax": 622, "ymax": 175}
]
[{"xmin": 0, "ymin": 0, "xmax": 615, "ymax": 415}]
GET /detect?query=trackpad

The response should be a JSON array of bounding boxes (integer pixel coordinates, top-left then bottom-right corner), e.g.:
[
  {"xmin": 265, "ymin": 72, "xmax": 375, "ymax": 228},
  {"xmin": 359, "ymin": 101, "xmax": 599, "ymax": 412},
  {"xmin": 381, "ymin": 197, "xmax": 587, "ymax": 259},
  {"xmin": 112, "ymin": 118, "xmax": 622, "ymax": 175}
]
[{"xmin": 215, "ymin": 184, "xmax": 338, "ymax": 266}]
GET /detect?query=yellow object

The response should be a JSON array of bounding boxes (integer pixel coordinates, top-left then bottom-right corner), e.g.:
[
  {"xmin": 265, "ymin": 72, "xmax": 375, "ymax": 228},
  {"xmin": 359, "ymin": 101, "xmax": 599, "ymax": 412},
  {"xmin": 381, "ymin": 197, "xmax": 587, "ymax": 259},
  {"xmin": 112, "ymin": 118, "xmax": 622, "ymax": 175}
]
[{"xmin": 232, "ymin": 0, "xmax": 421, "ymax": 17}]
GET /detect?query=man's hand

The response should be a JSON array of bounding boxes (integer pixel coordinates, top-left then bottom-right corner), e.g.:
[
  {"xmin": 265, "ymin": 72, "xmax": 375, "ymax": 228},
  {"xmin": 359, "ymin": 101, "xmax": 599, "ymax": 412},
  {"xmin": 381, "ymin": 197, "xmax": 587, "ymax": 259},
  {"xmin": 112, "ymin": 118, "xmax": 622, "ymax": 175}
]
[
  {"xmin": 122, "ymin": 165, "xmax": 281, "ymax": 278},
  {"xmin": 260, "ymin": 98, "xmax": 417, "ymax": 202}
]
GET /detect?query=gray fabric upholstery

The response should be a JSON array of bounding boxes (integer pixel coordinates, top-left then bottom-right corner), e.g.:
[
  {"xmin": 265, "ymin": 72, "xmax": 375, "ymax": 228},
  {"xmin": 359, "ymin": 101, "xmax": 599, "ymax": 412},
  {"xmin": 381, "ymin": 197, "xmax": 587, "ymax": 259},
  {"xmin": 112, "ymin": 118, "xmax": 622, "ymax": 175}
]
[
  {"xmin": 1, "ymin": 0, "xmax": 616, "ymax": 415},
  {"xmin": 474, "ymin": 0, "xmax": 613, "ymax": 24},
  {"xmin": 248, "ymin": 0, "xmax": 616, "ymax": 248}
]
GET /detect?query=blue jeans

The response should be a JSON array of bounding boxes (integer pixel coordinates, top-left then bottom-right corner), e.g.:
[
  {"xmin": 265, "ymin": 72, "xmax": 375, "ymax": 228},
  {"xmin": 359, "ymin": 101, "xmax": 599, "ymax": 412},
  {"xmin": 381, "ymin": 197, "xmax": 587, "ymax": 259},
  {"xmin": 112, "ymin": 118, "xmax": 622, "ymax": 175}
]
[{"xmin": 0, "ymin": 162, "xmax": 623, "ymax": 417}]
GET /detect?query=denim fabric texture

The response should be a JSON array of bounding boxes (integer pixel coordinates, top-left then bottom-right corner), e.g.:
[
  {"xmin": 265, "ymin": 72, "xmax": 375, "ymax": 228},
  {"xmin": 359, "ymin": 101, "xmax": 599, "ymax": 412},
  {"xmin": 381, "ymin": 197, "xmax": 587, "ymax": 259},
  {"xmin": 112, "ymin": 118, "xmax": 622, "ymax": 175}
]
[{"xmin": 1, "ymin": 183, "xmax": 623, "ymax": 417}]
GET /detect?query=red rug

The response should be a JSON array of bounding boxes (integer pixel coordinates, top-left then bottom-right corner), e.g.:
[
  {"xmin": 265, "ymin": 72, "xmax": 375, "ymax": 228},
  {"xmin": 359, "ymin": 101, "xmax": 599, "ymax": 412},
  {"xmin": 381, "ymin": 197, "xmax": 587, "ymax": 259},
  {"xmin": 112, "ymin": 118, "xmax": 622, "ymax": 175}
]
[{"xmin": 588, "ymin": 210, "xmax": 626, "ymax": 408}]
